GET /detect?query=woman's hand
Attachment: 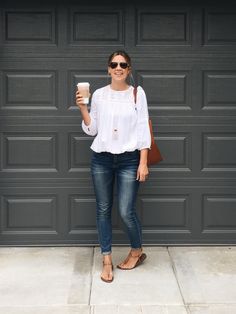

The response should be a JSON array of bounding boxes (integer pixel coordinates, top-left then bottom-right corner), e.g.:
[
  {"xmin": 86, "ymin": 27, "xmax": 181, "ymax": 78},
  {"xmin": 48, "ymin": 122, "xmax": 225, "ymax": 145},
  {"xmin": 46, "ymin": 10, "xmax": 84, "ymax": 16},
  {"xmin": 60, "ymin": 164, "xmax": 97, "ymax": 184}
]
[
  {"xmin": 136, "ymin": 163, "xmax": 149, "ymax": 182},
  {"xmin": 75, "ymin": 90, "xmax": 92, "ymax": 126},
  {"xmin": 76, "ymin": 91, "xmax": 88, "ymax": 110}
]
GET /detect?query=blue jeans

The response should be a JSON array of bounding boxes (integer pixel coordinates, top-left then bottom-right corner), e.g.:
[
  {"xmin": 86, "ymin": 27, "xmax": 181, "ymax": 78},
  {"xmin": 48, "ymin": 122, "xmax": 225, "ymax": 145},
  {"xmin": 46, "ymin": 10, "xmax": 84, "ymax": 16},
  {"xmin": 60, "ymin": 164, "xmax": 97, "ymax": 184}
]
[{"xmin": 91, "ymin": 150, "xmax": 142, "ymax": 255}]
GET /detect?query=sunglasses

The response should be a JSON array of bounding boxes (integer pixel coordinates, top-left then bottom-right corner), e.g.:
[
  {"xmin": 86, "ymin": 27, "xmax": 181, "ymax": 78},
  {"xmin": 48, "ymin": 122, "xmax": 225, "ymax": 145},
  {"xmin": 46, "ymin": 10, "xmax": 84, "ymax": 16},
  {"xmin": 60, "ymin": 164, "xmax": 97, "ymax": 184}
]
[{"xmin": 109, "ymin": 62, "xmax": 129, "ymax": 69}]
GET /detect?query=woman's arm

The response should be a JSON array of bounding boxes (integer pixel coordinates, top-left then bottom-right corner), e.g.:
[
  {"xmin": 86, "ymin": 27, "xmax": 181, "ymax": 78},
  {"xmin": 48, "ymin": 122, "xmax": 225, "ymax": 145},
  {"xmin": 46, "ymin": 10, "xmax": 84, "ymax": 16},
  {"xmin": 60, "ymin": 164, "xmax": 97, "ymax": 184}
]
[
  {"xmin": 136, "ymin": 148, "xmax": 149, "ymax": 182},
  {"xmin": 136, "ymin": 87, "xmax": 151, "ymax": 182},
  {"xmin": 76, "ymin": 90, "xmax": 91, "ymax": 123},
  {"xmin": 139, "ymin": 148, "xmax": 148, "ymax": 165},
  {"xmin": 76, "ymin": 90, "xmax": 98, "ymax": 136}
]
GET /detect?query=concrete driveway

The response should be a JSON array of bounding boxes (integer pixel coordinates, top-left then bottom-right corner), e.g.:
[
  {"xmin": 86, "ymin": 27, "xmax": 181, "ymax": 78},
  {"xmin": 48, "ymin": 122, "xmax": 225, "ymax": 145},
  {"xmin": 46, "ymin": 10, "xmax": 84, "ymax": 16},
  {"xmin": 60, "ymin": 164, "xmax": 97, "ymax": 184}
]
[{"xmin": 0, "ymin": 246, "xmax": 235, "ymax": 314}]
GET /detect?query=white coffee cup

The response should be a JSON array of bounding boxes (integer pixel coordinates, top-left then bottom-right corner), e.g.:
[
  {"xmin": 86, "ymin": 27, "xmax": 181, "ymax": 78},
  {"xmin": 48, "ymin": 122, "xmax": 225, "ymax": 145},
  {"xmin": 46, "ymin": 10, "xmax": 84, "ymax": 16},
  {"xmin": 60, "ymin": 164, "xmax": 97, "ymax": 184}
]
[{"xmin": 77, "ymin": 82, "xmax": 90, "ymax": 104}]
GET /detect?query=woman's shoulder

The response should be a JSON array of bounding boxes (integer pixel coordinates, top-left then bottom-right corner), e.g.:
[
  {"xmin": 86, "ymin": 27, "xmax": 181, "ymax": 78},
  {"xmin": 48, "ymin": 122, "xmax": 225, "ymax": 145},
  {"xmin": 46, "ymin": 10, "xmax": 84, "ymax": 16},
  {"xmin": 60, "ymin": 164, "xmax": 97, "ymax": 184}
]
[
  {"xmin": 136, "ymin": 85, "xmax": 145, "ymax": 93},
  {"xmin": 135, "ymin": 85, "xmax": 146, "ymax": 100},
  {"xmin": 91, "ymin": 85, "xmax": 109, "ymax": 100},
  {"xmin": 93, "ymin": 85, "xmax": 109, "ymax": 94}
]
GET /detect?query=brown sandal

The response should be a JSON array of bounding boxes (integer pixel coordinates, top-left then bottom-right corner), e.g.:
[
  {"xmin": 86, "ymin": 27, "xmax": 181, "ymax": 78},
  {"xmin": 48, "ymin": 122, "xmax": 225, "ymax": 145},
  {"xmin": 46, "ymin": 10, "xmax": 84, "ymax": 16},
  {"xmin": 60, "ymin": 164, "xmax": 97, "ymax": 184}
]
[
  {"xmin": 100, "ymin": 262, "xmax": 114, "ymax": 283},
  {"xmin": 117, "ymin": 249, "xmax": 147, "ymax": 270}
]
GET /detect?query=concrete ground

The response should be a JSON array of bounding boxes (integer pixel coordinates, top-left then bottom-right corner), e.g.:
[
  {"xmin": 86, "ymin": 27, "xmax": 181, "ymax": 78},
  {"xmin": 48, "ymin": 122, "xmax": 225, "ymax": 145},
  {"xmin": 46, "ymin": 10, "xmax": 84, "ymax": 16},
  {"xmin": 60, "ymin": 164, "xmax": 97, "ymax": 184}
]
[{"xmin": 0, "ymin": 246, "xmax": 236, "ymax": 314}]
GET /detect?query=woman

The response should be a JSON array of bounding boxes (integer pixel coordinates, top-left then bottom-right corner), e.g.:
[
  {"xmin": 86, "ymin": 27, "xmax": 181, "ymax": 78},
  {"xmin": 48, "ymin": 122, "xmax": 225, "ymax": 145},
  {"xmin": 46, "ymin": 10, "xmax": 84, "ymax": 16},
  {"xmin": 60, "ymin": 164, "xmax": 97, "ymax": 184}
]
[{"xmin": 76, "ymin": 50, "xmax": 151, "ymax": 283}]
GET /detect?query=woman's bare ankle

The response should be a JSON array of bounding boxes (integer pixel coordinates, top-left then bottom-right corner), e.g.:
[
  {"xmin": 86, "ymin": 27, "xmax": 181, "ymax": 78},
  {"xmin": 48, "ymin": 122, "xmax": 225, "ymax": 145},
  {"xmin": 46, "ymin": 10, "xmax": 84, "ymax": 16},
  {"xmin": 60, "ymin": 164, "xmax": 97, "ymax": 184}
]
[
  {"xmin": 131, "ymin": 247, "xmax": 142, "ymax": 257},
  {"xmin": 103, "ymin": 254, "xmax": 112, "ymax": 263}
]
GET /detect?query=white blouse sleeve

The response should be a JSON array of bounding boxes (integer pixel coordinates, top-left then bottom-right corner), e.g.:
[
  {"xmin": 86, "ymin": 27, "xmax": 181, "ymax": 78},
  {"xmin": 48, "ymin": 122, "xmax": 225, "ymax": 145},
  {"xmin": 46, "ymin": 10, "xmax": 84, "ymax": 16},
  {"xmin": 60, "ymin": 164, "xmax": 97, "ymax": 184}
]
[
  {"xmin": 81, "ymin": 90, "xmax": 98, "ymax": 136},
  {"xmin": 136, "ymin": 86, "xmax": 151, "ymax": 150}
]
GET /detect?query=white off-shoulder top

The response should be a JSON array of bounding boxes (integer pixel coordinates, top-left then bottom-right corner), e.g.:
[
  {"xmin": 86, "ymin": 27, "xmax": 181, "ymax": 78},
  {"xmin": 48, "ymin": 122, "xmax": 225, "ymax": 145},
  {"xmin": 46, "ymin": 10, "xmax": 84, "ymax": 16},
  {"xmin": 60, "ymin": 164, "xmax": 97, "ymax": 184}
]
[{"xmin": 81, "ymin": 84, "xmax": 151, "ymax": 154}]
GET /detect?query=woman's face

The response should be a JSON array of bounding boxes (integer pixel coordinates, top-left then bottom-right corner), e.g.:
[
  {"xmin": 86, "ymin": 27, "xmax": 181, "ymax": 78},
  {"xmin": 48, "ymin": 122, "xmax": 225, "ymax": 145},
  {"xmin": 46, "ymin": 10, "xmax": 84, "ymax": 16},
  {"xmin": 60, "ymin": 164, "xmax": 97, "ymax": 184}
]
[{"xmin": 108, "ymin": 55, "xmax": 130, "ymax": 83}]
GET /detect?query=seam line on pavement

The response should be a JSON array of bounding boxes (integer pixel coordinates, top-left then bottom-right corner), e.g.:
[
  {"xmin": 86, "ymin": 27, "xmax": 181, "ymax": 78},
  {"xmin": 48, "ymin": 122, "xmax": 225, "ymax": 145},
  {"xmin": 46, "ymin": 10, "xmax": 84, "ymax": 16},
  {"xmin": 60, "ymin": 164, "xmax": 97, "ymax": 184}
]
[
  {"xmin": 167, "ymin": 246, "xmax": 187, "ymax": 310},
  {"xmin": 88, "ymin": 246, "xmax": 95, "ymax": 309}
]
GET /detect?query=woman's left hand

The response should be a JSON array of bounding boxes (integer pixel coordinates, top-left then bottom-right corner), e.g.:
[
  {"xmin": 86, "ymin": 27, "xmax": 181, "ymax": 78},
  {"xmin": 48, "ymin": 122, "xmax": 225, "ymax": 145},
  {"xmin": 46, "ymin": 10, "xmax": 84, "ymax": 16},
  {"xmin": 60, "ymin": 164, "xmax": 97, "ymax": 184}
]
[{"xmin": 136, "ymin": 164, "xmax": 149, "ymax": 182}]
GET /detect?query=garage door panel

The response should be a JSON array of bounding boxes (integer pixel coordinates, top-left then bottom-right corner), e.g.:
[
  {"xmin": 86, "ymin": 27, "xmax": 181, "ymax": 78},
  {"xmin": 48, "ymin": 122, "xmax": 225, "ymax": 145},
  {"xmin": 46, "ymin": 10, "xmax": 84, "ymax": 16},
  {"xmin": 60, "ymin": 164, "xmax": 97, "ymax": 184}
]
[
  {"xmin": 3, "ymin": 9, "xmax": 57, "ymax": 44},
  {"xmin": 202, "ymin": 70, "xmax": 236, "ymax": 112},
  {"xmin": 150, "ymin": 125, "xmax": 194, "ymax": 176},
  {"xmin": 68, "ymin": 196, "xmax": 97, "ymax": 232},
  {"xmin": 203, "ymin": 195, "xmax": 236, "ymax": 230},
  {"xmin": 136, "ymin": 6, "xmax": 191, "ymax": 46},
  {"xmin": 156, "ymin": 132, "xmax": 191, "ymax": 170},
  {"xmin": 2, "ymin": 194, "xmax": 57, "ymax": 231},
  {"xmin": 2, "ymin": 132, "xmax": 58, "ymax": 172},
  {"xmin": 137, "ymin": 71, "xmax": 191, "ymax": 111},
  {"xmin": 202, "ymin": 133, "xmax": 236, "ymax": 171},
  {"xmin": 3, "ymin": 71, "xmax": 57, "ymax": 110},
  {"xmin": 140, "ymin": 195, "xmax": 190, "ymax": 229},
  {"xmin": 69, "ymin": 7, "xmax": 124, "ymax": 46},
  {"xmin": 203, "ymin": 9, "xmax": 236, "ymax": 45},
  {"xmin": 69, "ymin": 133, "xmax": 93, "ymax": 170}
]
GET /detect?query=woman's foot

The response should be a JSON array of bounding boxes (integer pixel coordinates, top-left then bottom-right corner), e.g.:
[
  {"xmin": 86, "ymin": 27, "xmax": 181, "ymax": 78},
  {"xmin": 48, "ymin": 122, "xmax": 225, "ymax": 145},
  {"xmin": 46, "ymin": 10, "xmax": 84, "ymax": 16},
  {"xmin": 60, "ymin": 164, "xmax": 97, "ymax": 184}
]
[
  {"xmin": 101, "ymin": 255, "xmax": 114, "ymax": 283},
  {"xmin": 117, "ymin": 248, "xmax": 146, "ymax": 270}
]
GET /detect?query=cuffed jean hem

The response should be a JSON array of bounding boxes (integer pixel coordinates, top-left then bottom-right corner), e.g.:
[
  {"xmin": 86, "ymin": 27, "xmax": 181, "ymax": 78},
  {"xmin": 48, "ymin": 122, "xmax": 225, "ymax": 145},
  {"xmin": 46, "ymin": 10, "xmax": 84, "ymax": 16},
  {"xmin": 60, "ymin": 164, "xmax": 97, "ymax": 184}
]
[
  {"xmin": 102, "ymin": 251, "xmax": 112, "ymax": 255},
  {"xmin": 131, "ymin": 247, "xmax": 142, "ymax": 250}
]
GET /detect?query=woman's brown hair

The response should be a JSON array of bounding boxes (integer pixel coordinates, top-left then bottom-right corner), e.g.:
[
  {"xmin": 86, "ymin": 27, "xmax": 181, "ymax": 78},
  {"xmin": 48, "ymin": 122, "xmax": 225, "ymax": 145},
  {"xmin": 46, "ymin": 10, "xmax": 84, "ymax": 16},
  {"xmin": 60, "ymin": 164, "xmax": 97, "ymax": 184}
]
[{"xmin": 108, "ymin": 50, "xmax": 131, "ymax": 66}]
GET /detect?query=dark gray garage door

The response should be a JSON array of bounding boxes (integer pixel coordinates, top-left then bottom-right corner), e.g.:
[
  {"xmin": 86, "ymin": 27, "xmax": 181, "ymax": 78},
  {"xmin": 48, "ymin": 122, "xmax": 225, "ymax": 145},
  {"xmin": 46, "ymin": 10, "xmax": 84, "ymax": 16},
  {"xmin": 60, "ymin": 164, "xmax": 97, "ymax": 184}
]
[{"xmin": 1, "ymin": 1, "xmax": 236, "ymax": 245}]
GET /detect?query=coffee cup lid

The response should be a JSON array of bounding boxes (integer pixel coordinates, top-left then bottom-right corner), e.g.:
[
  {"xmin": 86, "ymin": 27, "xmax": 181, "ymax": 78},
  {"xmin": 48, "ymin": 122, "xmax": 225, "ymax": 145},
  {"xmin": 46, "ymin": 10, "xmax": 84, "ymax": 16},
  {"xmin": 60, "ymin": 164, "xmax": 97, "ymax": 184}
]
[{"xmin": 77, "ymin": 82, "xmax": 90, "ymax": 87}]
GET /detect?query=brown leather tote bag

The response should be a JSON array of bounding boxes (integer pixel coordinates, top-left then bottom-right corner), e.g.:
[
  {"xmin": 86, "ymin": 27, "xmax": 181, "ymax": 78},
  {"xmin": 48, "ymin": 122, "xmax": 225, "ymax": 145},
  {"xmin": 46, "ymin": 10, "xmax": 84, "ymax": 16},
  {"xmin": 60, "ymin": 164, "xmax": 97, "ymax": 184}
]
[{"xmin": 133, "ymin": 86, "xmax": 163, "ymax": 166}]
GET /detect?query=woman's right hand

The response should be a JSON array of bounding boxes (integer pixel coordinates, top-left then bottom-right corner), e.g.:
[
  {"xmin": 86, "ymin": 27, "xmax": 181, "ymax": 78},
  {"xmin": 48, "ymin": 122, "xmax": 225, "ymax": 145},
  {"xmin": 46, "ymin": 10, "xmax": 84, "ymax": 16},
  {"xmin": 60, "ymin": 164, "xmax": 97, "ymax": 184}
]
[{"xmin": 75, "ymin": 91, "xmax": 87, "ymax": 110}]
